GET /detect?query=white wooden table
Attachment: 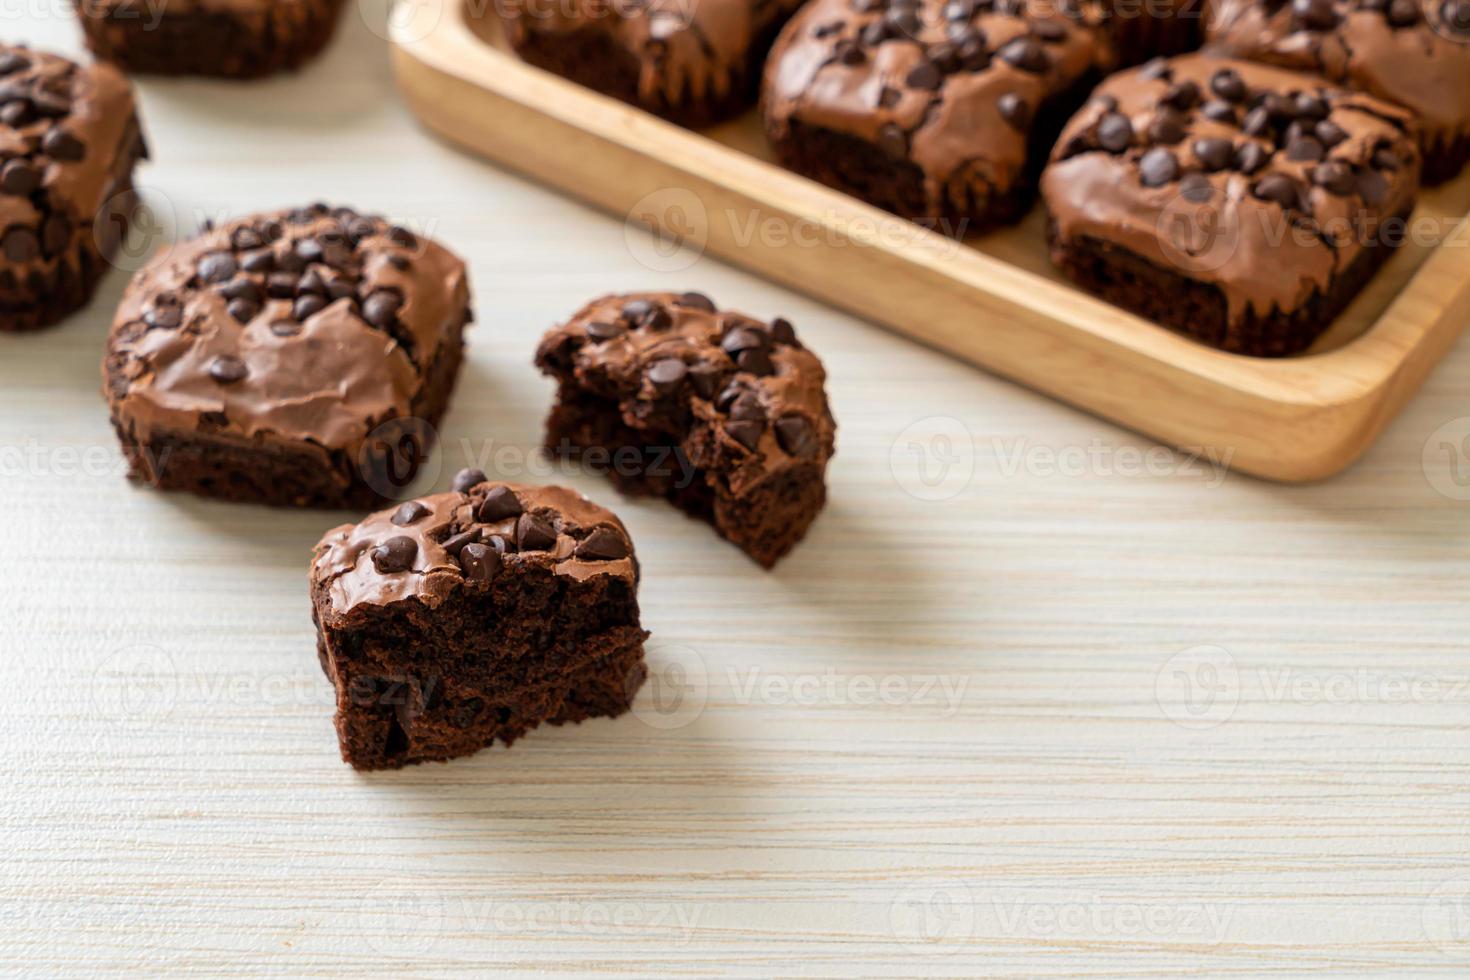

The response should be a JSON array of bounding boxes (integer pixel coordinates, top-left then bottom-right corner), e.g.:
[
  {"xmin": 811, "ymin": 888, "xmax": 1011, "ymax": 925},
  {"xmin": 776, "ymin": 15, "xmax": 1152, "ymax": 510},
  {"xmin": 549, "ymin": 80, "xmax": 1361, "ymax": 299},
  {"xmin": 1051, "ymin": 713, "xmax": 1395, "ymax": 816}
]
[{"xmin": 4, "ymin": 11, "xmax": 1470, "ymax": 977}]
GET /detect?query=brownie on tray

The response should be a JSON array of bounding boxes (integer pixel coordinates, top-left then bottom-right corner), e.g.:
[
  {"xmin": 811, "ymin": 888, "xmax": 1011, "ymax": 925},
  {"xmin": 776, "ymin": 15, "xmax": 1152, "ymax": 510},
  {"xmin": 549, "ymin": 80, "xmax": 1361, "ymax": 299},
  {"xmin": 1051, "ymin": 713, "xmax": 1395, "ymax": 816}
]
[
  {"xmin": 311, "ymin": 479, "xmax": 650, "ymax": 770},
  {"xmin": 1041, "ymin": 54, "xmax": 1421, "ymax": 356},
  {"xmin": 762, "ymin": 0, "xmax": 1103, "ymax": 231},
  {"xmin": 535, "ymin": 292, "xmax": 836, "ymax": 569},
  {"xmin": 498, "ymin": 0, "xmax": 805, "ymax": 127},
  {"xmin": 1204, "ymin": 0, "xmax": 1470, "ymax": 184},
  {"xmin": 75, "ymin": 0, "xmax": 346, "ymax": 78},
  {"xmin": 0, "ymin": 45, "xmax": 147, "ymax": 331},
  {"xmin": 103, "ymin": 204, "xmax": 472, "ymax": 508}
]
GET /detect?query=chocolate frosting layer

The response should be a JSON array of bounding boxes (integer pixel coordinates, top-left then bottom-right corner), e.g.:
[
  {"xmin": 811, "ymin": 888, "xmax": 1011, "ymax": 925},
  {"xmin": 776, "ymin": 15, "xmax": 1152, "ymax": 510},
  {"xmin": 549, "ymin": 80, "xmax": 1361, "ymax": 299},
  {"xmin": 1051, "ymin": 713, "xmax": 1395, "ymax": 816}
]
[
  {"xmin": 1042, "ymin": 54, "xmax": 1420, "ymax": 320},
  {"xmin": 0, "ymin": 45, "xmax": 143, "ymax": 281},
  {"xmin": 499, "ymin": 0, "xmax": 803, "ymax": 107},
  {"xmin": 1204, "ymin": 0, "xmax": 1470, "ymax": 166},
  {"xmin": 106, "ymin": 204, "xmax": 470, "ymax": 460},
  {"xmin": 535, "ymin": 291, "xmax": 836, "ymax": 501},
  {"xmin": 763, "ymin": 0, "xmax": 1102, "ymax": 199},
  {"xmin": 312, "ymin": 481, "xmax": 639, "ymax": 623}
]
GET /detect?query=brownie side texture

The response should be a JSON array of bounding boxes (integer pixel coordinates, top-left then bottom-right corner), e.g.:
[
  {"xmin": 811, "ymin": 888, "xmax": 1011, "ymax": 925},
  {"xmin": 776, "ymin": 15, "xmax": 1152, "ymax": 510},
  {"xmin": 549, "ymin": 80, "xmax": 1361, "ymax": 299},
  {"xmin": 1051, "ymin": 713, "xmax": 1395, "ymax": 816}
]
[
  {"xmin": 0, "ymin": 45, "xmax": 147, "ymax": 331},
  {"xmin": 1040, "ymin": 54, "xmax": 1422, "ymax": 356},
  {"xmin": 1203, "ymin": 0, "xmax": 1470, "ymax": 184},
  {"xmin": 75, "ymin": 0, "xmax": 346, "ymax": 79},
  {"xmin": 311, "ymin": 481, "xmax": 649, "ymax": 770},
  {"xmin": 103, "ymin": 203, "xmax": 472, "ymax": 508},
  {"xmin": 535, "ymin": 292, "xmax": 836, "ymax": 569}
]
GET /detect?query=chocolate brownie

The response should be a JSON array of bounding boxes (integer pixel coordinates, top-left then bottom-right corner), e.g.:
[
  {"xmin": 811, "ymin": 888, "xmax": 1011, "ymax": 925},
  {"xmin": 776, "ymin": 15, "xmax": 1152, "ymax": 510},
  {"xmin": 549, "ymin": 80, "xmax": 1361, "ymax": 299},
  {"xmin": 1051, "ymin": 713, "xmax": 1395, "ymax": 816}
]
[
  {"xmin": 103, "ymin": 204, "xmax": 471, "ymax": 508},
  {"xmin": 535, "ymin": 292, "xmax": 835, "ymax": 569},
  {"xmin": 761, "ymin": 0, "xmax": 1103, "ymax": 230},
  {"xmin": 498, "ymin": 0, "xmax": 805, "ymax": 127},
  {"xmin": 311, "ymin": 479, "xmax": 649, "ymax": 770},
  {"xmin": 1041, "ymin": 54, "xmax": 1421, "ymax": 356},
  {"xmin": 75, "ymin": 0, "xmax": 345, "ymax": 78},
  {"xmin": 1204, "ymin": 0, "xmax": 1470, "ymax": 183},
  {"xmin": 0, "ymin": 46, "xmax": 146, "ymax": 331}
]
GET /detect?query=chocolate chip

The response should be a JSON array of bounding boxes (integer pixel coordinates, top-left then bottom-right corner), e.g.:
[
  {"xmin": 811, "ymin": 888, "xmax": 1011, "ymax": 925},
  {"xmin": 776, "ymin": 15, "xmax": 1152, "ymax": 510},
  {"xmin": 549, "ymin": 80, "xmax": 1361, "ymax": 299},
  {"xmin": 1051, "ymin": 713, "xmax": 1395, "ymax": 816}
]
[
  {"xmin": 219, "ymin": 276, "xmax": 261, "ymax": 302},
  {"xmin": 391, "ymin": 501, "xmax": 429, "ymax": 527},
  {"xmin": 40, "ymin": 213, "xmax": 69, "ymax": 256},
  {"xmin": 459, "ymin": 542, "xmax": 500, "ymax": 583},
  {"xmin": 1201, "ymin": 100, "xmax": 1238, "ymax": 124},
  {"xmin": 441, "ymin": 528, "xmax": 480, "ymax": 556},
  {"xmin": 293, "ymin": 294, "xmax": 327, "ymax": 321},
  {"xmin": 298, "ymin": 268, "xmax": 327, "ymax": 295},
  {"xmin": 198, "ymin": 252, "xmax": 237, "ymax": 284},
  {"xmin": 728, "ymin": 391, "xmax": 766, "ymax": 421},
  {"xmin": 1386, "ymin": 0, "xmax": 1420, "ymax": 25},
  {"xmin": 1097, "ymin": 113, "xmax": 1133, "ymax": 152},
  {"xmin": 240, "ymin": 249, "xmax": 274, "ymax": 273},
  {"xmin": 0, "ymin": 53, "xmax": 28, "ymax": 75},
  {"xmin": 1287, "ymin": 136, "xmax": 1325, "ymax": 162},
  {"xmin": 1193, "ymin": 137, "xmax": 1233, "ymax": 172},
  {"xmin": 1210, "ymin": 68, "xmax": 1246, "ymax": 103},
  {"xmin": 586, "ymin": 320, "xmax": 625, "ymax": 342},
  {"xmin": 1161, "ymin": 80, "xmax": 1201, "ymax": 111},
  {"xmin": 1148, "ymin": 111, "xmax": 1187, "ymax": 145},
  {"xmin": 388, "ymin": 225, "xmax": 417, "ymax": 249},
  {"xmin": 901, "ymin": 60, "xmax": 939, "ymax": 91},
  {"xmin": 266, "ymin": 273, "xmax": 296, "ymax": 299},
  {"xmin": 997, "ymin": 38, "xmax": 1049, "ymax": 73},
  {"xmin": 1139, "ymin": 147, "xmax": 1180, "ymax": 187},
  {"xmin": 1294, "ymin": 92, "xmax": 1328, "ymax": 119},
  {"xmin": 689, "ymin": 362, "xmax": 726, "ymax": 399},
  {"xmin": 878, "ymin": 85, "xmax": 902, "ymax": 109},
  {"xmin": 452, "ymin": 467, "xmax": 487, "ymax": 493},
  {"xmin": 371, "ymin": 536, "xmax": 417, "ymax": 574},
  {"xmin": 1315, "ymin": 119, "xmax": 1347, "ymax": 148},
  {"xmin": 269, "ymin": 320, "xmax": 300, "ymax": 337},
  {"xmin": 41, "ymin": 128, "xmax": 84, "ymax": 162},
  {"xmin": 775, "ymin": 416, "xmax": 818, "ymax": 457},
  {"xmin": 1235, "ymin": 142, "xmax": 1269, "ymax": 174},
  {"xmin": 1242, "ymin": 106, "xmax": 1274, "ymax": 138},
  {"xmin": 1312, "ymin": 160, "xmax": 1357, "ymax": 195},
  {"xmin": 770, "ymin": 317, "xmax": 797, "ymax": 345},
  {"xmin": 1139, "ymin": 58, "xmax": 1172, "ymax": 81},
  {"xmin": 478, "ymin": 485, "xmax": 523, "ymax": 522},
  {"xmin": 208, "ymin": 355, "xmax": 248, "ymax": 384},
  {"xmin": 1, "ymin": 226, "xmax": 36, "ymax": 262},
  {"xmin": 1372, "ymin": 148, "xmax": 1402, "ymax": 171},
  {"xmin": 1179, "ymin": 173, "xmax": 1214, "ymax": 203},
  {"xmin": 1358, "ymin": 170, "xmax": 1389, "ymax": 205},
  {"xmin": 677, "ymin": 291, "xmax": 716, "ymax": 312},
  {"xmin": 835, "ymin": 40, "xmax": 865, "ymax": 66},
  {"xmin": 647, "ymin": 358, "xmax": 688, "ymax": 392},
  {"xmin": 0, "ymin": 159, "xmax": 38, "ymax": 196},
  {"xmin": 1445, "ymin": 0, "xmax": 1470, "ymax": 33},
  {"xmin": 144, "ymin": 304, "xmax": 182, "ymax": 330},
  {"xmin": 998, "ymin": 93, "xmax": 1031, "ymax": 130},
  {"xmin": 362, "ymin": 290, "xmax": 402, "ymax": 329},
  {"xmin": 737, "ymin": 347, "xmax": 775, "ymax": 377},
  {"xmin": 720, "ymin": 326, "xmax": 765, "ymax": 355},
  {"xmin": 576, "ymin": 527, "xmax": 630, "ymax": 561},
  {"xmin": 622, "ymin": 298, "xmax": 671, "ymax": 329},
  {"xmin": 295, "ymin": 237, "xmax": 324, "ymax": 264},
  {"xmin": 1291, "ymin": 0, "xmax": 1339, "ymax": 29},
  {"xmin": 725, "ymin": 419, "xmax": 764, "ymax": 451},
  {"xmin": 1254, "ymin": 173, "xmax": 1302, "ymax": 210},
  {"xmin": 0, "ymin": 101, "xmax": 31, "ymax": 127},
  {"xmin": 877, "ymin": 124, "xmax": 908, "ymax": 159},
  {"xmin": 516, "ymin": 513, "xmax": 557, "ymax": 552},
  {"xmin": 226, "ymin": 298, "xmax": 258, "ymax": 323},
  {"xmin": 956, "ymin": 31, "xmax": 990, "ymax": 71}
]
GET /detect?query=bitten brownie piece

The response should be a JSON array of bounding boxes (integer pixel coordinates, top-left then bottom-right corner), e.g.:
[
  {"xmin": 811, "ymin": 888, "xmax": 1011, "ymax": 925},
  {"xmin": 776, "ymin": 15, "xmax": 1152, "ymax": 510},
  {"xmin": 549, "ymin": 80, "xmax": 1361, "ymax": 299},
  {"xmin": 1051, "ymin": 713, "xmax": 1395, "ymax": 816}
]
[
  {"xmin": 535, "ymin": 292, "xmax": 835, "ymax": 569},
  {"xmin": 75, "ymin": 0, "xmax": 346, "ymax": 78},
  {"xmin": 0, "ymin": 46, "xmax": 146, "ymax": 331},
  {"xmin": 761, "ymin": 0, "xmax": 1103, "ymax": 230},
  {"xmin": 104, "ymin": 204, "xmax": 471, "ymax": 508},
  {"xmin": 498, "ymin": 0, "xmax": 805, "ymax": 127},
  {"xmin": 1041, "ymin": 54, "xmax": 1420, "ymax": 356},
  {"xmin": 311, "ymin": 480, "xmax": 649, "ymax": 770},
  {"xmin": 1204, "ymin": 0, "xmax": 1470, "ymax": 184}
]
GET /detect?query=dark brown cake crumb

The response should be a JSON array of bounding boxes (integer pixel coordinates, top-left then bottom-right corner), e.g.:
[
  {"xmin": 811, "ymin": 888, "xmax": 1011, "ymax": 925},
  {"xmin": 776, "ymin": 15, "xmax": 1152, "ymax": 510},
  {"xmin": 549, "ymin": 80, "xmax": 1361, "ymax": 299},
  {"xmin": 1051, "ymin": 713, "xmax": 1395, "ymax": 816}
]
[
  {"xmin": 535, "ymin": 292, "xmax": 836, "ymax": 569},
  {"xmin": 311, "ymin": 480, "xmax": 649, "ymax": 770}
]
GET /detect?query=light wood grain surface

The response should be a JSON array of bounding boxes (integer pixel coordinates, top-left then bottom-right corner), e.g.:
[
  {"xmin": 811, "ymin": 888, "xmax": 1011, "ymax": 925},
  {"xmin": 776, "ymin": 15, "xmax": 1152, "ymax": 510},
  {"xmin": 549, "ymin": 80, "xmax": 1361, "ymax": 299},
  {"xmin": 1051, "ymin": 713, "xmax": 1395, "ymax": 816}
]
[{"xmin": 4, "ymin": 11, "xmax": 1470, "ymax": 979}]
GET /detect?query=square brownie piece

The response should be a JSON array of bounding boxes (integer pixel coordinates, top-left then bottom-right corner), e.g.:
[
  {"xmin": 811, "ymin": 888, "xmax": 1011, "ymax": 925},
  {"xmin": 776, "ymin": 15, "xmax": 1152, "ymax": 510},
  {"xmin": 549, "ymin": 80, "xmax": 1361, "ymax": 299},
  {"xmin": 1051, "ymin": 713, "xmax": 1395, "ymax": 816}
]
[
  {"xmin": 762, "ymin": 0, "xmax": 1103, "ymax": 230},
  {"xmin": 0, "ymin": 45, "xmax": 146, "ymax": 331},
  {"xmin": 75, "ymin": 0, "xmax": 346, "ymax": 79},
  {"xmin": 535, "ymin": 292, "xmax": 836, "ymax": 568},
  {"xmin": 499, "ymin": 0, "xmax": 805, "ymax": 127},
  {"xmin": 311, "ymin": 479, "xmax": 649, "ymax": 770},
  {"xmin": 1041, "ymin": 54, "xmax": 1421, "ymax": 356},
  {"xmin": 1204, "ymin": 0, "xmax": 1470, "ymax": 184},
  {"xmin": 104, "ymin": 204, "xmax": 471, "ymax": 508}
]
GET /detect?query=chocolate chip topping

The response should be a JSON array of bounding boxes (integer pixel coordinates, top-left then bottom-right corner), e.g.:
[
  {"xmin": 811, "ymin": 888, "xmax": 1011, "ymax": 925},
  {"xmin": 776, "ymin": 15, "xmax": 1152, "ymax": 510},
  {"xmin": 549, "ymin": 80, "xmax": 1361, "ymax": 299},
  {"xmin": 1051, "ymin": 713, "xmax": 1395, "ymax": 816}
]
[
  {"xmin": 452, "ymin": 467, "xmax": 487, "ymax": 493},
  {"xmin": 392, "ymin": 501, "xmax": 430, "ymax": 526},
  {"xmin": 516, "ymin": 513, "xmax": 558, "ymax": 552},
  {"xmin": 371, "ymin": 536, "xmax": 417, "ymax": 574},
  {"xmin": 576, "ymin": 526, "xmax": 631, "ymax": 560},
  {"xmin": 478, "ymin": 485, "xmax": 523, "ymax": 523},
  {"xmin": 458, "ymin": 542, "xmax": 500, "ymax": 583}
]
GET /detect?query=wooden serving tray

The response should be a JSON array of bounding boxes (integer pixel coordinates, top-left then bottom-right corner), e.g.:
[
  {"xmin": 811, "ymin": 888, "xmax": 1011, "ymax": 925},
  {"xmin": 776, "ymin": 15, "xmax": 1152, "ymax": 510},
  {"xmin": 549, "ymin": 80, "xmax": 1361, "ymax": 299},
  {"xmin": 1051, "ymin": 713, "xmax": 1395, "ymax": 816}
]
[{"xmin": 389, "ymin": 1, "xmax": 1470, "ymax": 481}]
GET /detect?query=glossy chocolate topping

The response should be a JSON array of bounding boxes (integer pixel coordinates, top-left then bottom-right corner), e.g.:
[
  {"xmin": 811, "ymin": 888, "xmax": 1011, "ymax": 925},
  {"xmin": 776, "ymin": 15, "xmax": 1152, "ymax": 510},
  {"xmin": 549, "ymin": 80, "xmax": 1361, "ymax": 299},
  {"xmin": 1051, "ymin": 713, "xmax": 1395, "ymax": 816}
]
[
  {"xmin": 0, "ymin": 45, "xmax": 141, "ymax": 275},
  {"xmin": 1205, "ymin": 0, "xmax": 1470, "ymax": 164},
  {"xmin": 500, "ymin": 0, "xmax": 803, "ymax": 107},
  {"xmin": 106, "ymin": 204, "xmax": 469, "ymax": 458},
  {"xmin": 313, "ymin": 481, "xmax": 639, "ymax": 622},
  {"xmin": 1043, "ymin": 54, "xmax": 1420, "ymax": 319},
  {"xmin": 536, "ymin": 291, "xmax": 836, "ymax": 499},
  {"xmin": 763, "ymin": 0, "xmax": 1102, "ymax": 192}
]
